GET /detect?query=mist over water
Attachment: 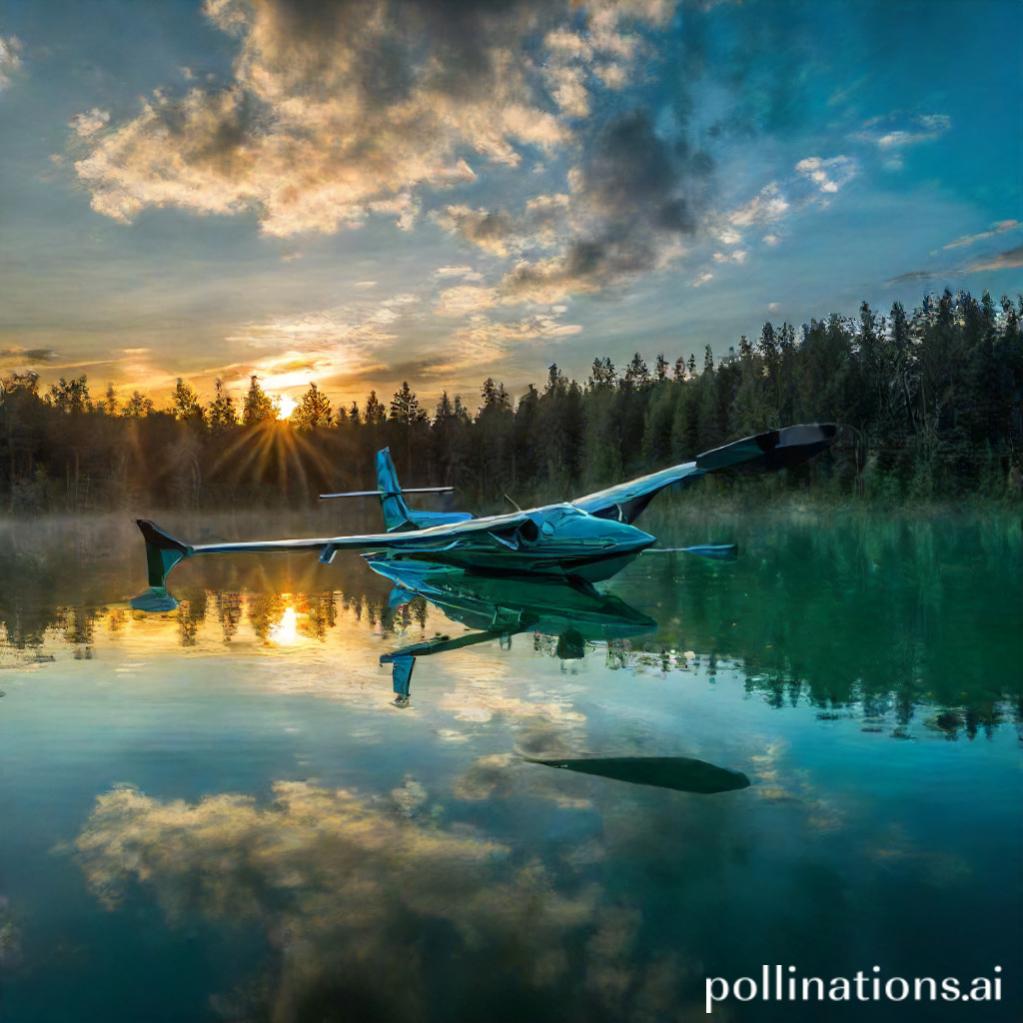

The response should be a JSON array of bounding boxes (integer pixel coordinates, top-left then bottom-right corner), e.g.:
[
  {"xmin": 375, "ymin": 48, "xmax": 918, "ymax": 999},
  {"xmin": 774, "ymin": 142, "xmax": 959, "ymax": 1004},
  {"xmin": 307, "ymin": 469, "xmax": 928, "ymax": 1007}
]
[{"xmin": 0, "ymin": 510, "xmax": 1020, "ymax": 1021}]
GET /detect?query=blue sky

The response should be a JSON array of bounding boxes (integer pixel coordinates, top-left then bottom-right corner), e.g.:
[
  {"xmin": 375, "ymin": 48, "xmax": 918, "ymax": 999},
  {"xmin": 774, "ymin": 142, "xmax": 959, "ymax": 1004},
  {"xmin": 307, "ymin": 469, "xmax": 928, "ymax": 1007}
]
[{"xmin": 0, "ymin": 0, "xmax": 1020, "ymax": 409}]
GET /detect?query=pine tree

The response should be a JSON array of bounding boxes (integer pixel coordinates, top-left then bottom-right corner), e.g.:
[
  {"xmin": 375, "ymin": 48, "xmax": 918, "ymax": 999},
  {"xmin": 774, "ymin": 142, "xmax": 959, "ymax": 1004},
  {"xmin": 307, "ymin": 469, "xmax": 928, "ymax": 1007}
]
[
  {"xmin": 293, "ymin": 382, "xmax": 333, "ymax": 429},
  {"xmin": 123, "ymin": 390, "xmax": 154, "ymax": 418},
  {"xmin": 242, "ymin": 375, "xmax": 276, "ymax": 425},
  {"xmin": 171, "ymin": 378, "xmax": 205, "ymax": 423},
  {"xmin": 99, "ymin": 383, "xmax": 118, "ymax": 417},
  {"xmin": 364, "ymin": 390, "xmax": 386, "ymax": 426},
  {"xmin": 388, "ymin": 381, "xmax": 424, "ymax": 425},
  {"xmin": 208, "ymin": 378, "xmax": 237, "ymax": 430},
  {"xmin": 47, "ymin": 376, "xmax": 91, "ymax": 414}
]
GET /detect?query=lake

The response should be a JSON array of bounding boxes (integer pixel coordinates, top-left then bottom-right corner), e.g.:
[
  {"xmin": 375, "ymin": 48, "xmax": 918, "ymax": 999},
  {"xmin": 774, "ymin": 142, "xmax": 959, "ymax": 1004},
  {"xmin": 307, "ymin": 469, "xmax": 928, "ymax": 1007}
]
[{"xmin": 0, "ymin": 508, "xmax": 1020, "ymax": 1022}]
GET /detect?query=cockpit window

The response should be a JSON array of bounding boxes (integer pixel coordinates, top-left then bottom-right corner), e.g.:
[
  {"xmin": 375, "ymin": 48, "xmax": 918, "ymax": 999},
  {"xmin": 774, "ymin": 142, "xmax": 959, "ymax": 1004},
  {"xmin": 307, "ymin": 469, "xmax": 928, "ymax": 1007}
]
[{"xmin": 546, "ymin": 504, "xmax": 582, "ymax": 524}]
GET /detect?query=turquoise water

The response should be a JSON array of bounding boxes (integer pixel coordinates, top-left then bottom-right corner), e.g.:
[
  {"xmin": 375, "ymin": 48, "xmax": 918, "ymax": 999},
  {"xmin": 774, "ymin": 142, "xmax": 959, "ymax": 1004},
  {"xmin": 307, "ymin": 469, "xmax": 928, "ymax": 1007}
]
[{"xmin": 0, "ymin": 510, "xmax": 1020, "ymax": 1022}]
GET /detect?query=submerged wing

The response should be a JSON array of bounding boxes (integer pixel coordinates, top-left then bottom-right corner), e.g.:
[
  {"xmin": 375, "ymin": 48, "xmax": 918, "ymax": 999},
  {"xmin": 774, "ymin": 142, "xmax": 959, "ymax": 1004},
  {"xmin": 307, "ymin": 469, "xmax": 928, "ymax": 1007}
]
[{"xmin": 573, "ymin": 423, "xmax": 836, "ymax": 523}]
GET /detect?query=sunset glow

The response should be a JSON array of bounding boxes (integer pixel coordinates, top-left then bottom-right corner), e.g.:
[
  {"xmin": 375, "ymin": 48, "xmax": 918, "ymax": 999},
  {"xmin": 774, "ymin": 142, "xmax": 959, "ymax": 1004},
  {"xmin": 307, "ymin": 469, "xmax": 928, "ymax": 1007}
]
[
  {"xmin": 276, "ymin": 394, "xmax": 298, "ymax": 421},
  {"xmin": 0, "ymin": 1, "xmax": 1018, "ymax": 409}
]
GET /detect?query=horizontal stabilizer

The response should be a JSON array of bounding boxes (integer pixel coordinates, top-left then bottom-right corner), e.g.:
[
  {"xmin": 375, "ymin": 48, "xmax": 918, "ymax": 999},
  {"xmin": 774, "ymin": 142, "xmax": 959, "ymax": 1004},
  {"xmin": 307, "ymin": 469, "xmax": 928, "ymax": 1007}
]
[{"xmin": 320, "ymin": 486, "xmax": 454, "ymax": 500}]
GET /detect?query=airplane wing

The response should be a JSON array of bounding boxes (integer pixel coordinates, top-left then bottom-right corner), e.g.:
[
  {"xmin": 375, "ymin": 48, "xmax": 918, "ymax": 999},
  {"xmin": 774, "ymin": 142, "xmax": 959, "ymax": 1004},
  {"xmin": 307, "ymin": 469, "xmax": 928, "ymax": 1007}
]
[
  {"xmin": 573, "ymin": 423, "xmax": 836, "ymax": 523},
  {"xmin": 135, "ymin": 510, "xmax": 532, "ymax": 590}
]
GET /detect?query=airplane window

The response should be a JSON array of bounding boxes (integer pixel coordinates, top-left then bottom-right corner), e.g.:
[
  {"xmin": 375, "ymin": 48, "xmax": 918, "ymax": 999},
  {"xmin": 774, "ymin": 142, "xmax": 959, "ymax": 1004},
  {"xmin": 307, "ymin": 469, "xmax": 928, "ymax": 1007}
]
[{"xmin": 541, "ymin": 521, "xmax": 555, "ymax": 536}]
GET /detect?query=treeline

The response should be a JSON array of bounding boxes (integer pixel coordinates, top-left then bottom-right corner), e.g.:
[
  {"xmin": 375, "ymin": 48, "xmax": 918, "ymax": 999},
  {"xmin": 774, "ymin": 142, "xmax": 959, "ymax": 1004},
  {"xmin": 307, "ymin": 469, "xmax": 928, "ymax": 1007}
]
[{"xmin": 1, "ymin": 290, "xmax": 1021, "ymax": 512}]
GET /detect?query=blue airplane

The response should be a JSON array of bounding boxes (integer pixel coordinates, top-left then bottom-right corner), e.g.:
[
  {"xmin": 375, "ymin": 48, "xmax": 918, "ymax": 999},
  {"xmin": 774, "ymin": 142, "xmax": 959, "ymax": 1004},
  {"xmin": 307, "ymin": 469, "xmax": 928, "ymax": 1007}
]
[{"xmin": 133, "ymin": 423, "xmax": 836, "ymax": 610}]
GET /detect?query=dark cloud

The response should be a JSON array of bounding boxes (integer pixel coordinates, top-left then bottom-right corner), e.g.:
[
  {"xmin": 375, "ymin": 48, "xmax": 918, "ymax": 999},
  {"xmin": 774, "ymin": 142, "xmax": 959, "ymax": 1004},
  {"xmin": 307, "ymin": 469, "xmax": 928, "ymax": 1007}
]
[
  {"xmin": 0, "ymin": 347, "xmax": 58, "ymax": 363},
  {"xmin": 502, "ymin": 108, "xmax": 715, "ymax": 300},
  {"xmin": 885, "ymin": 269, "xmax": 939, "ymax": 286},
  {"xmin": 967, "ymin": 244, "xmax": 1023, "ymax": 273},
  {"xmin": 886, "ymin": 245, "xmax": 1023, "ymax": 286}
]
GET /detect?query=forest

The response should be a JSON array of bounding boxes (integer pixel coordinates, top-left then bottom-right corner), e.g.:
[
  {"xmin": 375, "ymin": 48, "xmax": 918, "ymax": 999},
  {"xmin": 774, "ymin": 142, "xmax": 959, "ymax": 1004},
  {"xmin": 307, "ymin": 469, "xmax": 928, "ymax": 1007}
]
[{"xmin": 1, "ymin": 289, "xmax": 1021, "ymax": 512}]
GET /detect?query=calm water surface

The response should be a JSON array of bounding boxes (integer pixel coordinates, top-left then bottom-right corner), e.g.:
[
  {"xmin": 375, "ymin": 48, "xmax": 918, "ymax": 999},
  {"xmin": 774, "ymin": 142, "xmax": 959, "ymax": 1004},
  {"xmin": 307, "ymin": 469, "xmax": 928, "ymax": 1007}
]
[{"xmin": 0, "ymin": 509, "xmax": 1020, "ymax": 1022}]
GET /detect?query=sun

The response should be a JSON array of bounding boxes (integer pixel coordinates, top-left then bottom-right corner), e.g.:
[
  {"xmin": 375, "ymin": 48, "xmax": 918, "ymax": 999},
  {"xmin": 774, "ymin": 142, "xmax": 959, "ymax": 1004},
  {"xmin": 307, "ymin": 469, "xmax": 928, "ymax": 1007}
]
[{"xmin": 276, "ymin": 393, "xmax": 298, "ymax": 420}]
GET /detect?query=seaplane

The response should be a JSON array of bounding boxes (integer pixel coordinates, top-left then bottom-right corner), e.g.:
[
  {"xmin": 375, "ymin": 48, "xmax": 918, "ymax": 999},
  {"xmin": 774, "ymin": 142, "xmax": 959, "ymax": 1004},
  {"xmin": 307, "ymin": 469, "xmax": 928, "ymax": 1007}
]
[{"xmin": 132, "ymin": 423, "xmax": 836, "ymax": 612}]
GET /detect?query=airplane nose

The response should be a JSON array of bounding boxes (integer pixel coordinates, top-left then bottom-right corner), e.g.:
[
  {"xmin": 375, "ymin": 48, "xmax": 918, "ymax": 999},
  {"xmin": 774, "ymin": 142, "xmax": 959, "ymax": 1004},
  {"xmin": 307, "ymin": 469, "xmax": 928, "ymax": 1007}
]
[{"xmin": 616, "ymin": 522, "xmax": 656, "ymax": 551}]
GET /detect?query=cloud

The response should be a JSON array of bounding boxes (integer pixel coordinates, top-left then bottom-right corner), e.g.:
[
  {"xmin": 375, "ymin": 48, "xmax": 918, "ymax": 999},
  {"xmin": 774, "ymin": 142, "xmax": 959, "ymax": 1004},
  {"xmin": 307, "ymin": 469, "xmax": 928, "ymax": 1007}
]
[
  {"xmin": 435, "ymin": 284, "xmax": 500, "ymax": 316},
  {"xmin": 434, "ymin": 205, "xmax": 519, "ymax": 257},
  {"xmin": 691, "ymin": 270, "xmax": 714, "ymax": 287},
  {"xmin": 72, "ymin": 780, "xmax": 600, "ymax": 1019},
  {"xmin": 432, "ymin": 265, "xmax": 483, "ymax": 281},
  {"xmin": 220, "ymin": 292, "xmax": 424, "ymax": 389},
  {"xmin": 712, "ymin": 249, "xmax": 747, "ymax": 265},
  {"xmin": 727, "ymin": 181, "xmax": 789, "ymax": 227},
  {"xmin": 855, "ymin": 112, "xmax": 951, "ymax": 151},
  {"xmin": 68, "ymin": 0, "xmax": 672, "ymax": 237},
  {"xmin": 885, "ymin": 245, "xmax": 1023, "ymax": 285},
  {"xmin": 942, "ymin": 219, "xmax": 1021, "ymax": 251},
  {"xmin": 965, "ymin": 244, "xmax": 1023, "ymax": 273},
  {"xmin": 453, "ymin": 311, "xmax": 583, "ymax": 345},
  {"xmin": 0, "ymin": 35, "xmax": 21, "ymax": 92},
  {"xmin": 69, "ymin": 107, "xmax": 110, "ymax": 137},
  {"xmin": 795, "ymin": 155, "xmax": 857, "ymax": 195},
  {"xmin": 0, "ymin": 346, "xmax": 58, "ymax": 365},
  {"xmin": 496, "ymin": 109, "xmax": 713, "ymax": 302},
  {"xmin": 434, "ymin": 194, "xmax": 570, "ymax": 256}
]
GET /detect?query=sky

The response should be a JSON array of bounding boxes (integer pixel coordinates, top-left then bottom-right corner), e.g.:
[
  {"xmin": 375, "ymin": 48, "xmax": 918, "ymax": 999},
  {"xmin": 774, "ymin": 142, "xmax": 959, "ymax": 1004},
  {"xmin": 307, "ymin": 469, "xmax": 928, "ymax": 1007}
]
[{"xmin": 0, "ymin": 0, "xmax": 1020, "ymax": 411}]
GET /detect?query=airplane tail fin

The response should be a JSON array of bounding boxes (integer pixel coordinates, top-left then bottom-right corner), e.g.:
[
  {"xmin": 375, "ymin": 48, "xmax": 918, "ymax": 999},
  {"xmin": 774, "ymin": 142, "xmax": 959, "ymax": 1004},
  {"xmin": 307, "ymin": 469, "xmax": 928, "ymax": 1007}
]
[
  {"xmin": 137, "ymin": 519, "xmax": 192, "ymax": 588},
  {"xmin": 375, "ymin": 447, "xmax": 413, "ymax": 531},
  {"xmin": 319, "ymin": 448, "xmax": 456, "ymax": 532}
]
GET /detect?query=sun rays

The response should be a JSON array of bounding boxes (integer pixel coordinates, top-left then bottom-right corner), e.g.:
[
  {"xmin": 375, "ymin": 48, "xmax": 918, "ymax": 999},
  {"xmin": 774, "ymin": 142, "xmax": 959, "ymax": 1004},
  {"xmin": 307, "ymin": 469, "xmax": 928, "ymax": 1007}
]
[{"xmin": 207, "ymin": 419, "xmax": 340, "ymax": 497}]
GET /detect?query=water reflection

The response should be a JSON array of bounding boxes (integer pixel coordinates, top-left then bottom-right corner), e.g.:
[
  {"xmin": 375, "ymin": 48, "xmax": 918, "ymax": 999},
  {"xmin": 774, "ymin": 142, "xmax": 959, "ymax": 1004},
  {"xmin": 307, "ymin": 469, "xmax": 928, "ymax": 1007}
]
[
  {"xmin": 2, "ymin": 512, "xmax": 1021, "ymax": 1022},
  {"xmin": 524, "ymin": 756, "xmax": 751, "ymax": 794},
  {"xmin": 376, "ymin": 562, "xmax": 656, "ymax": 705},
  {"xmin": 1, "ymin": 511, "xmax": 1020, "ymax": 738}
]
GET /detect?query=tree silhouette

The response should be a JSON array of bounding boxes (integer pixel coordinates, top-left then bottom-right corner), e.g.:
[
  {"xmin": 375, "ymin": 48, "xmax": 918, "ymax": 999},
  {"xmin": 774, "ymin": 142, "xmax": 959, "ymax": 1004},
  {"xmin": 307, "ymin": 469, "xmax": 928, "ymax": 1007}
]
[
  {"xmin": 0, "ymin": 290, "xmax": 1020, "ymax": 511},
  {"xmin": 242, "ymin": 375, "xmax": 276, "ymax": 425}
]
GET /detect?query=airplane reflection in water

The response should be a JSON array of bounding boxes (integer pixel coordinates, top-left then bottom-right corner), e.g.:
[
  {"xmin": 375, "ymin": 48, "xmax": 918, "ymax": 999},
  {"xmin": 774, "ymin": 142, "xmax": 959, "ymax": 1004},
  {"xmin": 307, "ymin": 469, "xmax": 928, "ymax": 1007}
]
[
  {"xmin": 525, "ymin": 756, "xmax": 751, "ymax": 794},
  {"xmin": 374, "ymin": 560, "xmax": 656, "ymax": 706},
  {"xmin": 376, "ymin": 563, "xmax": 751, "ymax": 794}
]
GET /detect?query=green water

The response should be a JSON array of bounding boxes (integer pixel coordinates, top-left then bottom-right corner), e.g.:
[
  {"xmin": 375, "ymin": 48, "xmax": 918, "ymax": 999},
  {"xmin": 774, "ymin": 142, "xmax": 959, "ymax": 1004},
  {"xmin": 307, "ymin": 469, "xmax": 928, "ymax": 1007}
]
[{"xmin": 0, "ymin": 510, "xmax": 1020, "ymax": 1022}]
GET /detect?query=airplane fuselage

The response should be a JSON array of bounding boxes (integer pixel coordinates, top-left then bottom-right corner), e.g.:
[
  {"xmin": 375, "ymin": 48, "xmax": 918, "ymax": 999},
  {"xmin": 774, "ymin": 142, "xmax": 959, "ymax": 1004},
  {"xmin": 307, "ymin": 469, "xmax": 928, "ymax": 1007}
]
[{"xmin": 357, "ymin": 503, "xmax": 656, "ymax": 582}]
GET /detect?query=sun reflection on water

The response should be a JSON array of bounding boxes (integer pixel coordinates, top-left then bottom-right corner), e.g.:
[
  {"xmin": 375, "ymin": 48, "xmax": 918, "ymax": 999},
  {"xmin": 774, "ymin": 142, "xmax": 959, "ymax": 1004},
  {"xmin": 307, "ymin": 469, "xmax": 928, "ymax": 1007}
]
[{"xmin": 268, "ymin": 605, "xmax": 299, "ymax": 645}]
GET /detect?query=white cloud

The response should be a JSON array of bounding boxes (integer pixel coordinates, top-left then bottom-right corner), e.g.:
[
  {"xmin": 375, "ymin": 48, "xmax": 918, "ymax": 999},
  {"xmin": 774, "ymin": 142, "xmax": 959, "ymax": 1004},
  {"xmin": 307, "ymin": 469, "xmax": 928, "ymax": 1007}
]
[
  {"xmin": 0, "ymin": 35, "xmax": 22, "ymax": 92},
  {"xmin": 795, "ymin": 155, "xmax": 858, "ymax": 194},
  {"xmin": 455, "ymin": 311, "xmax": 583, "ymax": 346},
  {"xmin": 435, "ymin": 285, "xmax": 499, "ymax": 316},
  {"xmin": 70, "ymin": 108, "xmax": 111, "ymax": 137},
  {"xmin": 855, "ymin": 112, "xmax": 951, "ymax": 151},
  {"xmin": 68, "ymin": 0, "xmax": 671, "ymax": 238},
  {"xmin": 762, "ymin": 233, "xmax": 780, "ymax": 246},
  {"xmin": 433, "ymin": 265, "xmax": 483, "ymax": 281},
  {"xmin": 713, "ymin": 249, "xmax": 747, "ymax": 265},
  {"xmin": 691, "ymin": 270, "xmax": 714, "ymax": 287},
  {"xmin": 942, "ymin": 219, "xmax": 1021, "ymax": 251},
  {"xmin": 728, "ymin": 182, "xmax": 789, "ymax": 227}
]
